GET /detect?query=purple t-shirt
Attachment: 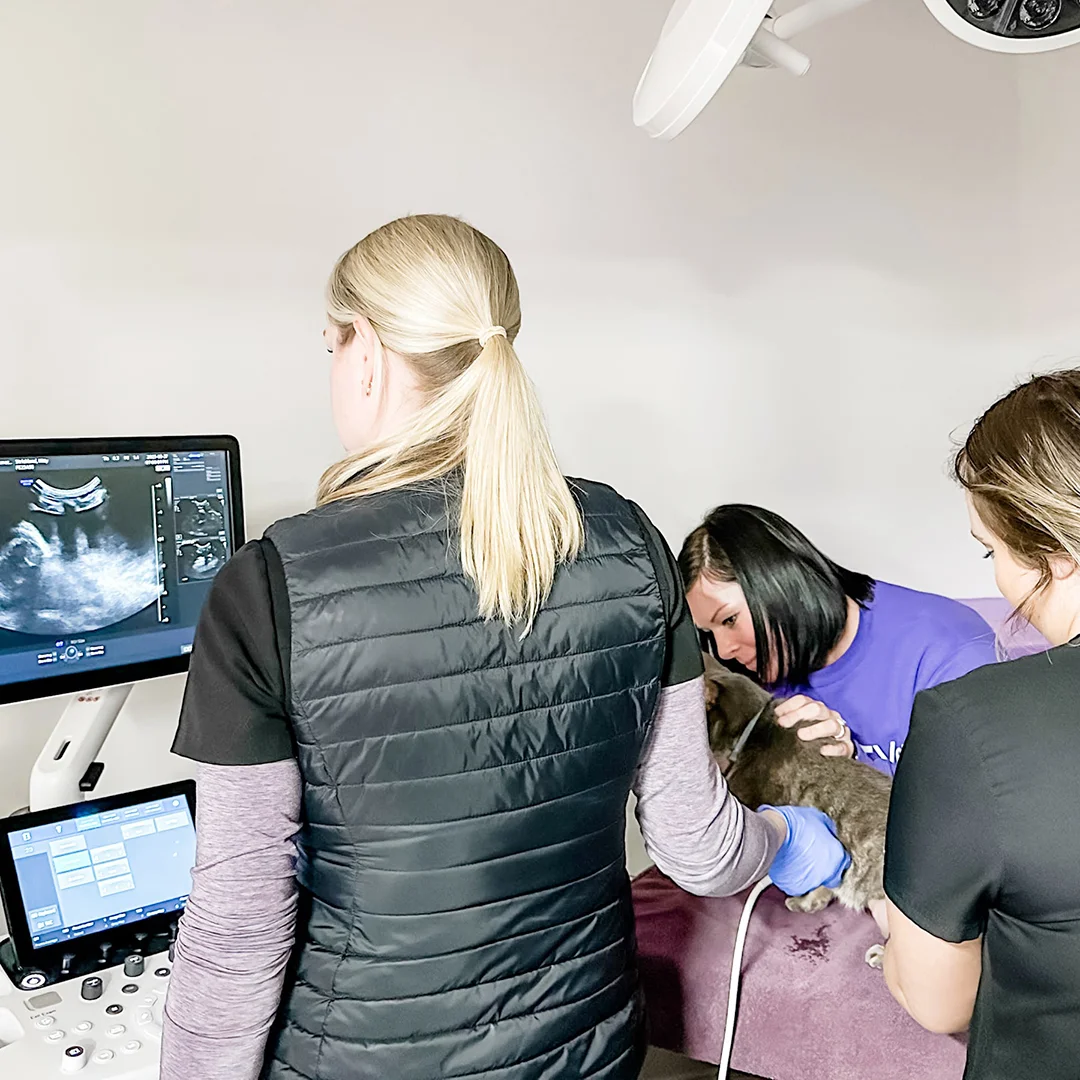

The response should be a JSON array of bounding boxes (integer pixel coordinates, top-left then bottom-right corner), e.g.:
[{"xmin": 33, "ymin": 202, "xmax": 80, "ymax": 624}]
[{"xmin": 779, "ymin": 581, "xmax": 998, "ymax": 776}]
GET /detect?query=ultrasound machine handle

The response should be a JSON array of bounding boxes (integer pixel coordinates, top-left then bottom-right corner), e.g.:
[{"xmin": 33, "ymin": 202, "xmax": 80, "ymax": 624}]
[{"xmin": 29, "ymin": 686, "xmax": 133, "ymax": 812}]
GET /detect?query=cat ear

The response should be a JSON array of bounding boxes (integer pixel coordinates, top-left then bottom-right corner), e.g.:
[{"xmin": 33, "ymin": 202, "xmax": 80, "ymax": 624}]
[
  {"xmin": 702, "ymin": 651, "xmax": 726, "ymax": 706},
  {"xmin": 702, "ymin": 651, "xmax": 726, "ymax": 680}
]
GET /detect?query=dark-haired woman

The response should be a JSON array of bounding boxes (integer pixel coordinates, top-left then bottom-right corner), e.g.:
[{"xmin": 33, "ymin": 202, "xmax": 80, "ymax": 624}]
[{"xmin": 679, "ymin": 505, "xmax": 998, "ymax": 776}]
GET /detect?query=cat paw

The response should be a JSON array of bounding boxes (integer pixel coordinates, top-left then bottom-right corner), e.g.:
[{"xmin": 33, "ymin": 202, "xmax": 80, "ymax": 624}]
[
  {"xmin": 785, "ymin": 885, "xmax": 836, "ymax": 914},
  {"xmin": 865, "ymin": 944, "xmax": 886, "ymax": 969}
]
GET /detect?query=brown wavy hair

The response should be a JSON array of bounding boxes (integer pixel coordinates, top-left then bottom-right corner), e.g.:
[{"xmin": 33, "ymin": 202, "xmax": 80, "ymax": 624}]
[{"xmin": 954, "ymin": 368, "xmax": 1080, "ymax": 618}]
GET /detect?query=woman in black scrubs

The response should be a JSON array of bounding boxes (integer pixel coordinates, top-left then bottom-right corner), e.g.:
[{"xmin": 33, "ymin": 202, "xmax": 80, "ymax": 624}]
[{"xmin": 883, "ymin": 369, "xmax": 1080, "ymax": 1079}]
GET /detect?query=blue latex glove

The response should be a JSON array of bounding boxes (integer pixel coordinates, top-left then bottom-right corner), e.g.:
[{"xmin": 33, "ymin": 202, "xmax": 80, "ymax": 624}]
[{"xmin": 760, "ymin": 804, "xmax": 851, "ymax": 896}]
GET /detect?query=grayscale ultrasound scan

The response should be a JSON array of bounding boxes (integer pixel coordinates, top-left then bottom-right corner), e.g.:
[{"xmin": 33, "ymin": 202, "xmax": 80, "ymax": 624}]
[
  {"xmin": 178, "ymin": 539, "xmax": 226, "ymax": 581},
  {"xmin": 0, "ymin": 471, "xmax": 161, "ymax": 636},
  {"xmin": 176, "ymin": 496, "xmax": 225, "ymax": 538}
]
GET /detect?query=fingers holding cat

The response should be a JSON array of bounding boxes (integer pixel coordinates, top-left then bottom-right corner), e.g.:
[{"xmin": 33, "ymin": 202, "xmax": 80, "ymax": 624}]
[{"xmin": 773, "ymin": 695, "xmax": 854, "ymax": 758}]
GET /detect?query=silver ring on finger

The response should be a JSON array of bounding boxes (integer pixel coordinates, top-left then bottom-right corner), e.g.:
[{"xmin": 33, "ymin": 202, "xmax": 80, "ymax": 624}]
[{"xmin": 833, "ymin": 718, "xmax": 848, "ymax": 742}]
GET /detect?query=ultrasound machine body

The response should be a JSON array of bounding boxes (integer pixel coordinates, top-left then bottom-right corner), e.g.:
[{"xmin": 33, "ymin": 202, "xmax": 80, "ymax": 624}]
[{"xmin": 0, "ymin": 436, "xmax": 244, "ymax": 1079}]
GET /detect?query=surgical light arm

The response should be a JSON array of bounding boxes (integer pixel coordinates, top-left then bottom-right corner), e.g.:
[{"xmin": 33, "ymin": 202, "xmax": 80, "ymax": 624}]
[{"xmin": 748, "ymin": 0, "xmax": 875, "ymax": 75}]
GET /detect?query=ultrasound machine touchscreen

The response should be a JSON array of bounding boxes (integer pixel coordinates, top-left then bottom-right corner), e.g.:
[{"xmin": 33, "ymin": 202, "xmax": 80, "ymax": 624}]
[
  {"xmin": 0, "ymin": 437, "xmax": 243, "ymax": 705},
  {"xmin": 0, "ymin": 782, "xmax": 196, "ymax": 965}
]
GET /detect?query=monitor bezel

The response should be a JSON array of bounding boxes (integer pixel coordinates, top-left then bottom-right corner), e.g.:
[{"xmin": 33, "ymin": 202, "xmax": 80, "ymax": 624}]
[
  {"xmin": 0, "ymin": 435, "xmax": 244, "ymax": 705},
  {"xmin": 0, "ymin": 779, "xmax": 197, "ymax": 971}
]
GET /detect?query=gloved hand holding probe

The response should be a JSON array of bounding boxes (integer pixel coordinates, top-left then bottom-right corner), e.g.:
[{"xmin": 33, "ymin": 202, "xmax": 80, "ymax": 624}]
[{"xmin": 760, "ymin": 804, "xmax": 851, "ymax": 896}]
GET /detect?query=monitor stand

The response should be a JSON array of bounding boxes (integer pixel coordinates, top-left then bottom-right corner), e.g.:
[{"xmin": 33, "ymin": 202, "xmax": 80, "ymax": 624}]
[{"xmin": 27, "ymin": 686, "xmax": 134, "ymax": 813}]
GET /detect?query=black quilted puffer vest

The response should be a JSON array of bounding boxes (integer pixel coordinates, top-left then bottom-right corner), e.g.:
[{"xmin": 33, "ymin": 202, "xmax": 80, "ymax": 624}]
[{"xmin": 261, "ymin": 477, "xmax": 666, "ymax": 1080}]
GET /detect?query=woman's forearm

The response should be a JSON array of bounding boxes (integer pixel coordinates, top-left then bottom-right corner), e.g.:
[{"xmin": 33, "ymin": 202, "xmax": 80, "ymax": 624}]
[
  {"xmin": 633, "ymin": 678, "xmax": 781, "ymax": 896},
  {"xmin": 161, "ymin": 760, "xmax": 302, "ymax": 1080}
]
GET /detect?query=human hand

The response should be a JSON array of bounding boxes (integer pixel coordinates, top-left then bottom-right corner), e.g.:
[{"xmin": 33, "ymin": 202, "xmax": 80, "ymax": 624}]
[
  {"xmin": 760, "ymin": 804, "xmax": 851, "ymax": 896},
  {"xmin": 774, "ymin": 695, "xmax": 854, "ymax": 758}
]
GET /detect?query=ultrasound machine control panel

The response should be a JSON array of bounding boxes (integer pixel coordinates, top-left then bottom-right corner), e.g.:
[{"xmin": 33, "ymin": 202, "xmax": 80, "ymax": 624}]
[{"xmin": 0, "ymin": 947, "xmax": 173, "ymax": 1079}]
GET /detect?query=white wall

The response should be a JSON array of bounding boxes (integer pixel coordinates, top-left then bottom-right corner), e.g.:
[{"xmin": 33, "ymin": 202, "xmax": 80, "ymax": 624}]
[
  {"xmin": 1017, "ymin": 49, "xmax": 1080, "ymax": 361},
  {"xmin": 0, "ymin": 0, "xmax": 1072, "ymax": 819}
]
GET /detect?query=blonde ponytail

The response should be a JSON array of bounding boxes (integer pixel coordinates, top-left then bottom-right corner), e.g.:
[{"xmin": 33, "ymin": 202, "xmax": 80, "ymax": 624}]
[
  {"xmin": 317, "ymin": 214, "xmax": 583, "ymax": 631},
  {"xmin": 459, "ymin": 333, "xmax": 583, "ymax": 628}
]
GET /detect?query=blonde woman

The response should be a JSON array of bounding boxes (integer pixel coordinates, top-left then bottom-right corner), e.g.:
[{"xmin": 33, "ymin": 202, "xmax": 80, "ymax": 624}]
[
  {"xmin": 883, "ymin": 370, "xmax": 1080, "ymax": 1078},
  {"xmin": 159, "ymin": 215, "xmax": 849, "ymax": 1080}
]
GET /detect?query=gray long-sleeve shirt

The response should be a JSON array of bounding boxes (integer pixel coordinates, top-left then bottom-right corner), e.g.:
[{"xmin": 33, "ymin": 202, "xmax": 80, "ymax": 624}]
[{"xmin": 160, "ymin": 676, "xmax": 780, "ymax": 1080}]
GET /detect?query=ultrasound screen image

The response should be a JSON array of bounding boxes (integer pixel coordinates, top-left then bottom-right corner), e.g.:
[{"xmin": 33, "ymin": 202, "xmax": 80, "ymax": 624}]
[
  {"xmin": 178, "ymin": 539, "xmax": 227, "ymax": 581},
  {"xmin": 176, "ymin": 496, "xmax": 225, "ymax": 538},
  {"xmin": 0, "ymin": 469, "xmax": 161, "ymax": 637}
]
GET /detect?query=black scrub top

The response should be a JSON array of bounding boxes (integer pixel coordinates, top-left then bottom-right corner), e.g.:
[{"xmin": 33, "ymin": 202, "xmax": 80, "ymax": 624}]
[{"xmin": 884, "ymin": 637, "xmax": 1080, "ymax": 1080}]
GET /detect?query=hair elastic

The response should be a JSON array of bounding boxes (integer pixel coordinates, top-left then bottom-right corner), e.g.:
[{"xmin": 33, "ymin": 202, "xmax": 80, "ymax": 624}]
[{"xmin": 478, "ymin": 325, "xmax": 507, "ymax": 347}]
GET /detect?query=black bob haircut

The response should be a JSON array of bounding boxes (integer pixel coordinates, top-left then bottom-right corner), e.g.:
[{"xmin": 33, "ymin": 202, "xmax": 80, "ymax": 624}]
[{"xmin": 677, "ymin": 504, "xmax": 874, "ymax": 688}]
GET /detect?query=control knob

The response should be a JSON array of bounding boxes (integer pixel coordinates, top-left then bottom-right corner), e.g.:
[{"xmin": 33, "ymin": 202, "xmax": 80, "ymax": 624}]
[
  {"xmin": 123, "ymin": 954, "xmax": 145, "ymax": 978},
  {"xmin": 80, "ymin": 976, "xmax": 103, "ymax": 1001},
  {"xmin": 61, "ymin": 1045, "xmax": 88, "ymax": 1073}
]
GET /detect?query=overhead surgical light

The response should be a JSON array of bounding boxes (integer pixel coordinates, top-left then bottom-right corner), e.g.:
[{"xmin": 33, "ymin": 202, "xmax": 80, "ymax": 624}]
[
  {"xmin": 634, "ymin": 0, "xmax": 1080, "ymax": 140},
  {"xmin": 922, "ymin": 0, "xmax": 1080, "ymax": 50}
]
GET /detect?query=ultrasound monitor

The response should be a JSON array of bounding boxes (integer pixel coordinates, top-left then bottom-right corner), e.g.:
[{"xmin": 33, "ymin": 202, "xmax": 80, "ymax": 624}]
[
  {"xmin": 0, "ymin": 781, "xmax": 196, "ymax": 972},
  {"xmin": 0, "ymin": 436, "xmax": 243, "ymax": 706}
]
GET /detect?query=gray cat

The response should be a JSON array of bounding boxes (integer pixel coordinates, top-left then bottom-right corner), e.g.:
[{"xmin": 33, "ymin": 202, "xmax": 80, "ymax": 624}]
[{"xmin": 702, "ymin": 655, "xmax": 891, "ymax": 966}]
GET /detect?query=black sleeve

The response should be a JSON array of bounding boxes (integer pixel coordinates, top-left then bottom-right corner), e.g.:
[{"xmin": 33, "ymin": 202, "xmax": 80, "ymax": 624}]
[
  {"xmin": 629, "ymin": 503, "xmax": 705, "ymax": 688},
  {"xmin": 883, "ymin": 686, "xmax": 1000, "ymax": 942},
  {"xmin": 171, "ymin": 538, "xmax": 295, "ymax": 766}
]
